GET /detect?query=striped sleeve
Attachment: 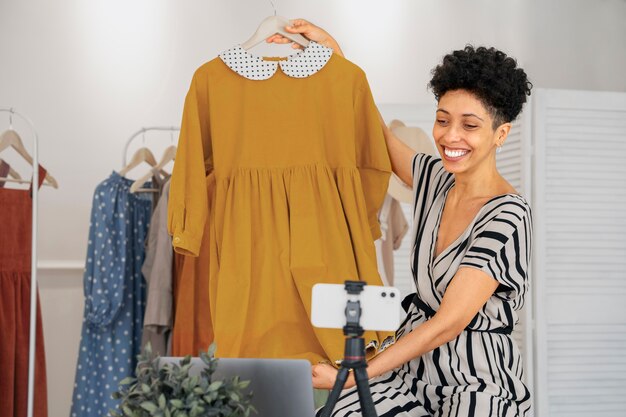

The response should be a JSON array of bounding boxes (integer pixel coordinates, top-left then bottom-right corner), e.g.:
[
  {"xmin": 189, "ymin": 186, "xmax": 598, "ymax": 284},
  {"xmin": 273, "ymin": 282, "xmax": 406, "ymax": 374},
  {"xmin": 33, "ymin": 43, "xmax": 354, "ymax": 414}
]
[{"xmin": 460, "ymin": 196, "xmax": 533, "ymax": 303}]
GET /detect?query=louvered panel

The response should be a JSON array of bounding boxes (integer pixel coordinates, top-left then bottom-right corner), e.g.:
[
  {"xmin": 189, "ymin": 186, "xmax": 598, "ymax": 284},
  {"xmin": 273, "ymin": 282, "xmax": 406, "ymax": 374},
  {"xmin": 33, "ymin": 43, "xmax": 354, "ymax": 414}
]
[
  {"xmin": 533, "ymin": 89, "xmax": 626, "ymax": 416},
  {"xmin": 544, "ymin": 100, "xmax": 626, "ymax": 295},
  {"xmin": 543, "ymin": 107, "xmax": 626, "ymax": 123},
  {"xmin": 546, "ymin": 324, "xmax": 626, "ymax": 417}
]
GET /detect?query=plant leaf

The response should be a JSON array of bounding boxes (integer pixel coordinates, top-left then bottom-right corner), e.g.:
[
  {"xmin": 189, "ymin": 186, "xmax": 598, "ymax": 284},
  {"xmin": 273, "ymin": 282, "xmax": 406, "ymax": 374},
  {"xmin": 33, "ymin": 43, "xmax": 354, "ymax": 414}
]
[
  {"xmin": 208, "ymin": 343, "xmax": 217, "ymax": 358},
  {"xmin": 119, "ymin": 377, "xmax": 136, "ymax": 386},
  {"xmin": 208, "ymin": 381, "xmax": 223, "ymax": 391},
  {"xmin": 140, "ymin": 401, "xmax": 158, "ymax": 413},
  {"xmin": 170, "ymin": 399, "xmax": 184, "ymax": 409}
]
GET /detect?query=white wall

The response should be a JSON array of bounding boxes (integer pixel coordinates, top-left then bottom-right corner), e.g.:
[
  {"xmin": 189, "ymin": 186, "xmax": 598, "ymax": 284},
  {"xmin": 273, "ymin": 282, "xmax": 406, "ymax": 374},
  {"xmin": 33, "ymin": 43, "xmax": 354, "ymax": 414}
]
[
  {"xmin": 1, "ymin": 1, "xmax": 625, "ymax": 416},
  {"xmin": 1, "ymin": 0, "xmax": 625, "ymax": 264}
]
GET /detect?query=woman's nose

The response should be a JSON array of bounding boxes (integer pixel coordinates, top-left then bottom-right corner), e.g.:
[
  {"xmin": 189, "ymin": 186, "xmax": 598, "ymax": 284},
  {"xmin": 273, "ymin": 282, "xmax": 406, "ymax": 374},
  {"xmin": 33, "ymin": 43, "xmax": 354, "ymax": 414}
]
[{"xmin": 443, "ymin": 124, "xmax": 462, "ymax": 142}]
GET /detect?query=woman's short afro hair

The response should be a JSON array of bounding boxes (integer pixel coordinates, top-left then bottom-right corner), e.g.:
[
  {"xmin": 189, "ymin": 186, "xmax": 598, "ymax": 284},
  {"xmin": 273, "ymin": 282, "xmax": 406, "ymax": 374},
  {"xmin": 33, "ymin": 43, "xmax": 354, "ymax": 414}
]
[{"xmin": 429, "ymin": 45, "xmax": 532, "ymax": 128}]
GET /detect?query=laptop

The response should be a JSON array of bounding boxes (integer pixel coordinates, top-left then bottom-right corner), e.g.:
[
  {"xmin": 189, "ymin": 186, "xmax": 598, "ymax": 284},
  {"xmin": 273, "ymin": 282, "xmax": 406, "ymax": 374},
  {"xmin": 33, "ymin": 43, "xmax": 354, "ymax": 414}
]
[{"xmin": 159, "ymin": 357, "xmax": 316, "ymax": 417}]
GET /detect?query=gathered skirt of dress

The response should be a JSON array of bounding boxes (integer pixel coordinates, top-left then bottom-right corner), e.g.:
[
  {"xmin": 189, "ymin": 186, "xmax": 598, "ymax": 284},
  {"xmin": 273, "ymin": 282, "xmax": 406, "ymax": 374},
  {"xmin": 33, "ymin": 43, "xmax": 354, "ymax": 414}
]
[{"xmin": 0, "ymin": 185, "xmax": 48, "ymax": 417}]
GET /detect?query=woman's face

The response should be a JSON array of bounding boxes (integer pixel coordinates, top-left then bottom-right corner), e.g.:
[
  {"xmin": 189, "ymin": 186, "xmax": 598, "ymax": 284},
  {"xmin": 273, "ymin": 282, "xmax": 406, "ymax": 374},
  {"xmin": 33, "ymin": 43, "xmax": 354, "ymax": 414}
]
[{"xmin": 432, "ymin": 89, "xmax": 504, "ymax": 175}]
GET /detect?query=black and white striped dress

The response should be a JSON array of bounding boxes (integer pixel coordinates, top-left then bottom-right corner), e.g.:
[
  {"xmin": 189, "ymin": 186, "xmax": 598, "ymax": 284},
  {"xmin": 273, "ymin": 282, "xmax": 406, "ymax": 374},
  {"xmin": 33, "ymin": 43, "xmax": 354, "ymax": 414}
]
[{"xmin": 319, "ymin": 154, "xmax": 533, "ymax": 416}]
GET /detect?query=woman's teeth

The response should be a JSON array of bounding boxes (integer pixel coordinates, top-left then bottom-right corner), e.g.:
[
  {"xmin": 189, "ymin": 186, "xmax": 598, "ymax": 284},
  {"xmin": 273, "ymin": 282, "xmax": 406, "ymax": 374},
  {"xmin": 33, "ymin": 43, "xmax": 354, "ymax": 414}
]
[{"xmin": 444, "ymin": 148, "xmax": 469, "ymax": 158}]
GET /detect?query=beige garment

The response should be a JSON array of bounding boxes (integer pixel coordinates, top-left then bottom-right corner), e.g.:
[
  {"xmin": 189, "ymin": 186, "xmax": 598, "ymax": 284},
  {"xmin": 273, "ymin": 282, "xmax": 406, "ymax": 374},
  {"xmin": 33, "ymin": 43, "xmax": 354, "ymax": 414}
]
[
  {"xmin": 375, "ymin": 194, "xmax": 409, "ymax": 286},
  {"xmin": 141, "ymin": 180, "xmax": 173, "ymax": 356}
]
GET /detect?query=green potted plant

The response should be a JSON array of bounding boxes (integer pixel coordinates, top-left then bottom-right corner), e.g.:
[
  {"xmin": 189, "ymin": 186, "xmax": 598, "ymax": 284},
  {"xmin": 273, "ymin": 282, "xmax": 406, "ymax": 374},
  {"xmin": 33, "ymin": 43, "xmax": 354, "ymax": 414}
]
[{"xmin": 110, "ymin": 343, "xmax": 255, "ymax": 417}]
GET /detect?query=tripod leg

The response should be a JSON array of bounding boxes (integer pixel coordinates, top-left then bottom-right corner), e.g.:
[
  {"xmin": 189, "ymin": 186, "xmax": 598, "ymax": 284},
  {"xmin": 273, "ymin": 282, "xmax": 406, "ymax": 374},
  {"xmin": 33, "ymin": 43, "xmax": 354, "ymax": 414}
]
[
  {"xmin": 354, "ymin": 367, "xmax": 378, "ymax": 417},
  {"xmin": 319, "ymin": 367, "xmax": 350, "ymax": 417}
]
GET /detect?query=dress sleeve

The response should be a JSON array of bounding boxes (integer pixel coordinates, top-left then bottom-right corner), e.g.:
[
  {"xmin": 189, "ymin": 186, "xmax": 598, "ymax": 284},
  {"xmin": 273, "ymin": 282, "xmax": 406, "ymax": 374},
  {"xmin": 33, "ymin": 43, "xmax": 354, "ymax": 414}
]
[
  {"xmin": 83, "ymin": 183, "xmax": 128, "ymax": 327},
  {"xmin": 168, "ymin": 72, "xmax": 212, "ymax": 256},
  {"xmin": 354, "ymin": 74, "xmax": 392, "ymax": 241},
  {"xmin": 460, "ymin": 198, "xmax": 533, "ymax": 303}
]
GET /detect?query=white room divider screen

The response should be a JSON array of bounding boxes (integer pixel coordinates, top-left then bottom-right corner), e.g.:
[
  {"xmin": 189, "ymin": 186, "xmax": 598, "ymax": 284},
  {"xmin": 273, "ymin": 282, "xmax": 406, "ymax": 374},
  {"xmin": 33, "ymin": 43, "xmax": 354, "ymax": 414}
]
[{"xmin": 532, "ymin": 89, "xmax": 626, "ymax": 417}]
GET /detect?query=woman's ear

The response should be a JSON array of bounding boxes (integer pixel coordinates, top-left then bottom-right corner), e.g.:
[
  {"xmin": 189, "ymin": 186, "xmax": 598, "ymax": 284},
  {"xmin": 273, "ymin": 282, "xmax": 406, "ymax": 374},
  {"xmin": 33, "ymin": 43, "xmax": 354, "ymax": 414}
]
[{"xmin": 496, "ymin": 123, "xmax": 512, "ymax": 147}]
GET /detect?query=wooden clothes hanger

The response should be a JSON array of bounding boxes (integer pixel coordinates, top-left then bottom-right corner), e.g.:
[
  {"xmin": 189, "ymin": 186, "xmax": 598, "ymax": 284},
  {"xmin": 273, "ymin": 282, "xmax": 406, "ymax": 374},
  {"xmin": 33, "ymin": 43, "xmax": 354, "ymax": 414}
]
[
  {"xmin": 119, "ymin": 146, "xmax": 159, "ymax": 177},
  {"xmin": 0, "ymin": 157, "xmax": 30, "ymax": 186},
  {"xmin": 0, "ymin": 129, "xmax": 59, "ymax": 188},
  {"xmin": 129, "ymin": 145, "xmax": 176, "ymax": 193},
  {"xmin": 0, "ymin": 158, "xmax": 23, "ymax": 180},
  {"xmin": 241, "ymin": 1, "xmax": 309, "ymax": 50}
]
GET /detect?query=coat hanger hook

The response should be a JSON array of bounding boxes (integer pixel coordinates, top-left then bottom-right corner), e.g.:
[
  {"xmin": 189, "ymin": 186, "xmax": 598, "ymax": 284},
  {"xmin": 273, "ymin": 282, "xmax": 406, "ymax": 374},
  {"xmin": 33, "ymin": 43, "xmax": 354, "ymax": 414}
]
[{"xmin": 268, "ymin": 0, "xmax": 277, "ymax": 16}]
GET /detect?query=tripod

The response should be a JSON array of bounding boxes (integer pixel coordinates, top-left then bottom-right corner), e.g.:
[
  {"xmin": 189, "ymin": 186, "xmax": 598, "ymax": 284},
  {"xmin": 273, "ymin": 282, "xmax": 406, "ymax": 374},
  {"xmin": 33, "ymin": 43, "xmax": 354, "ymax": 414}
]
[{"xmin": 320, "ymin": 281, "xmax": 378, "ymax": 417}]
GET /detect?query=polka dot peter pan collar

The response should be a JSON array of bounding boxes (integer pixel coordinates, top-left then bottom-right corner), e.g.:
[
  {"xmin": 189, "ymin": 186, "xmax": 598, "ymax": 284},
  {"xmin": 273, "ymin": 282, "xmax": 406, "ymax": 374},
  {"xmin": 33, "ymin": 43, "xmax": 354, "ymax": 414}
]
[{"xmin": 219, "ymin": 41, "xmax": 333, "ymax": 80}]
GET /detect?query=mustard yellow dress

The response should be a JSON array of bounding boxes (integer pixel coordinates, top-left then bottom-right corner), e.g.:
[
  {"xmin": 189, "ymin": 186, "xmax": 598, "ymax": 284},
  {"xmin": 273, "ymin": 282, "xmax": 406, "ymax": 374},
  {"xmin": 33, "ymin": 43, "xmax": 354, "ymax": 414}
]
[{"xmin": 168, "ymin": 41, "xmax": 392, "ymax": 364}]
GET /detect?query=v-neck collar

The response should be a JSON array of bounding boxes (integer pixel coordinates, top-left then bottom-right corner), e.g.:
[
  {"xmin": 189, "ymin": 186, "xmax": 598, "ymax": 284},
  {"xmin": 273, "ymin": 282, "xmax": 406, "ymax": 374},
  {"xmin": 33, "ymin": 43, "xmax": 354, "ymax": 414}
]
[
  {"xmin": 219, "ymin": 41, "xmax": 333, "ymax": 80},
  {"xmin": 431, "ymin": 183, "xmax": 517, "ymax": 266}
]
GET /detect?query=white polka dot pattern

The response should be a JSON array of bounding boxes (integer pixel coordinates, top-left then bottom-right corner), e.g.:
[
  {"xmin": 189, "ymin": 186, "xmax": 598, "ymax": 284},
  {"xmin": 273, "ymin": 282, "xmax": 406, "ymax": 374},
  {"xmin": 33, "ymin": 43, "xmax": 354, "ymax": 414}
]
[{"xmin": 219, "ymin": 41, "xmax": 333, "ymax": 80}]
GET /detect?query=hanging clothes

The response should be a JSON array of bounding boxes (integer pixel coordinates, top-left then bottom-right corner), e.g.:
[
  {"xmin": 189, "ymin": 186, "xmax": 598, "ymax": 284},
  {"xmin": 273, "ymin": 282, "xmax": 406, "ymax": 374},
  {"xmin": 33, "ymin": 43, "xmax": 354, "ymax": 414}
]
[
  {"xmin": 170, "ymin": 172, "xmax": 215, "ymax": 357},
  {"xmin": 70, "ymin": 172, "xmax": 152, "ymax": 417},
  {"xmin": 375, "ymin": 194, "xmax": 409, "ymax": 286},
  {"xmin": 141, "ymin": 180, "xmax": 174, "ymax": 357},
  {"xmin": 168, "ymin": 41, "xmax": 392, "ymax": 364},
  {"xmin": 0, "ymin": 166, "xmax": 48, "ymax": 417}
]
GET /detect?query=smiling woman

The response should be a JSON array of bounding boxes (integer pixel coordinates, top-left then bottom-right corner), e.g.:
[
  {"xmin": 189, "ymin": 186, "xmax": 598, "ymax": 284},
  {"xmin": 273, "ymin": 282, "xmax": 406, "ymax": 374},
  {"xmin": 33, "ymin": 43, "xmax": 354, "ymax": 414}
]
[{"xmin": 324, "ymin": 45, "xmax": 533, "ymax": 417}]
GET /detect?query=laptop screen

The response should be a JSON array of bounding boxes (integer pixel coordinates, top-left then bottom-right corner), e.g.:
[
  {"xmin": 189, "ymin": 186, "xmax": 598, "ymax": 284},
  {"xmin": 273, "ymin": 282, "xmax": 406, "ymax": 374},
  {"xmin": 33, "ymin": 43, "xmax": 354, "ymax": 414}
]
[{"xmin": 159, "ymin": 357, "xmax": 316, "ymax": 417}]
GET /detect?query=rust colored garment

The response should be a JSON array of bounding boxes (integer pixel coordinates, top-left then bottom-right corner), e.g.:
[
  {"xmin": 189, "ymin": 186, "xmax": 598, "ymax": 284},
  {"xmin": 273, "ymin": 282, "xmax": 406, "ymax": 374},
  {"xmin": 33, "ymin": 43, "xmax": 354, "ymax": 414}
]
[
  {"xmin": 170, "ymin": 173, "xmax": 215, "ymax": 356},
  {"xmin": 0, "ymin": 166, "xmax": 48, "ymax": 417}
]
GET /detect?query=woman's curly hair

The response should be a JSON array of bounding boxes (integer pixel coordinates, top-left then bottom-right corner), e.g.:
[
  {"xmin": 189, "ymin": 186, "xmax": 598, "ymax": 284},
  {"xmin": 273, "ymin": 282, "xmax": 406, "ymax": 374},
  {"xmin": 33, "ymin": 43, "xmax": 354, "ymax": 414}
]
[{"xmin": 429, "ymin": 45, "xmax": 532, "ymax": 129}]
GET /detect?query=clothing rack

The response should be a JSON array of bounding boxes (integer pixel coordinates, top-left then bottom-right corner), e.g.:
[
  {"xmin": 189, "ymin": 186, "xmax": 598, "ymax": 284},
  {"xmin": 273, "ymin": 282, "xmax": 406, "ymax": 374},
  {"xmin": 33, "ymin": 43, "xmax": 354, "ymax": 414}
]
[
  {"xmin": 0, "ymin": 107, "xmax": 40, "ymax": 417},
  {"xmin": 122, "ymin": 126, "xmax": 180, "ymax": 166}
]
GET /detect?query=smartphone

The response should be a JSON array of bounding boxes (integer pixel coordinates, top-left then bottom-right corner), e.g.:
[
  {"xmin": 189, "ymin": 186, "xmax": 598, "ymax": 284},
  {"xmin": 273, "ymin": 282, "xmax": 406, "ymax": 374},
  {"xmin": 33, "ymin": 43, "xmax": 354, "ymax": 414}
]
[{"xmin": 311, "ymin": 283, "xmax": 402, "ymax": 331}]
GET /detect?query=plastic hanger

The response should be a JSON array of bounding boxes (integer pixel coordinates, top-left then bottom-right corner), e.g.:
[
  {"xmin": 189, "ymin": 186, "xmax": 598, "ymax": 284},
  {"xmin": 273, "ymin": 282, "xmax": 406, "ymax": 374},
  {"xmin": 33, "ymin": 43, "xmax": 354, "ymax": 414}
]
[
  {"xmin": 0, "ymin": 129, "xmax": 59, "ymax": 188},
  {"xmin": 241, "ymin": 1, "xmax": 309, "ymax": 50},
  {"xmin": 130, "ymin": 144, "xmax": 176, "ymax": 193}
]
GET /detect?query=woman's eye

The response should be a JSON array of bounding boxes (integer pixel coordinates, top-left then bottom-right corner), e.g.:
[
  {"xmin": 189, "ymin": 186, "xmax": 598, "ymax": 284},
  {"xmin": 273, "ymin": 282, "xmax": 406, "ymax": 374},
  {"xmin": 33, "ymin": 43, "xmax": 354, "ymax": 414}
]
[
  {"xmin": 464, "ymin": 124, "xmax": 478, "ymax": 129},
  {"xmin": 437, "ymin": 119, "xmax": 448, "ymax": 125}
]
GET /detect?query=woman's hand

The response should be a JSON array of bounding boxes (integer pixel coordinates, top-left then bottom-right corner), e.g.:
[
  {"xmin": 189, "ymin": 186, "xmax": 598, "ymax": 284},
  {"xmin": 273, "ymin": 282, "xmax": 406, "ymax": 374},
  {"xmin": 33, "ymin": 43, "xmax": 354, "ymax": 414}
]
[
  {"xmin": 312, "ymin": 363, "xmax": 354, "ymax": 390},
  {"xmin": 266, "ymin": 19, "xmax": 344, "ymax": 57}
]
